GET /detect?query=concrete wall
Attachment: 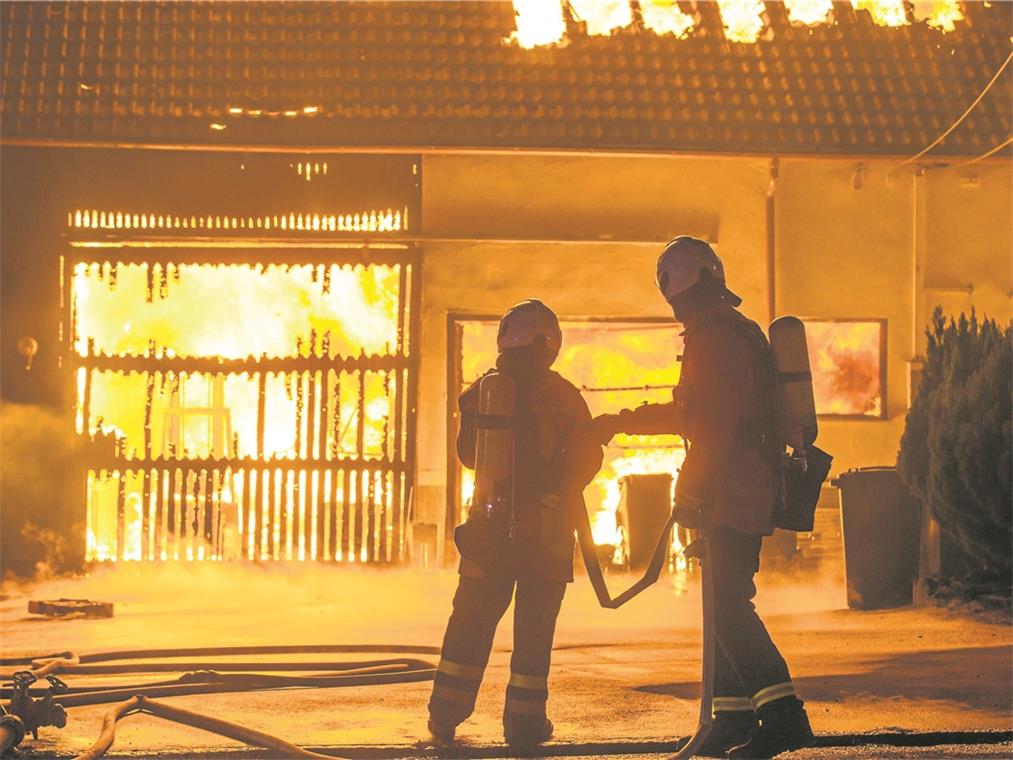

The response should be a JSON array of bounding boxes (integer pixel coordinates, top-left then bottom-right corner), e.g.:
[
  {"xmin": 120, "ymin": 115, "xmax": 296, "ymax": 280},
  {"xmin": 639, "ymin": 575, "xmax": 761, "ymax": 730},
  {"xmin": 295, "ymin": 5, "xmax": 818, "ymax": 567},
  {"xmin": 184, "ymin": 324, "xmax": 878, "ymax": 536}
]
[{"xmin": 414, "ymin": 152, "xmax": 1012, "ymax": 553}]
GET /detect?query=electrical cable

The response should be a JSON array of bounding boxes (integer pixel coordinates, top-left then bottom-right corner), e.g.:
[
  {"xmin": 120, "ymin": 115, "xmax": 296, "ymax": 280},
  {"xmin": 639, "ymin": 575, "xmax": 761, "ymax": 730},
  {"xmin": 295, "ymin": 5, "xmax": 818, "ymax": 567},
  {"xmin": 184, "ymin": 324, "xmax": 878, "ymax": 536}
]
[
  {"xmin": 892, "ymin": 48, "xmax": 1013, "ymax": 172},
  {"xmin": 953, "ymin": 135, "xmax": 1013, "ymax": 167}
]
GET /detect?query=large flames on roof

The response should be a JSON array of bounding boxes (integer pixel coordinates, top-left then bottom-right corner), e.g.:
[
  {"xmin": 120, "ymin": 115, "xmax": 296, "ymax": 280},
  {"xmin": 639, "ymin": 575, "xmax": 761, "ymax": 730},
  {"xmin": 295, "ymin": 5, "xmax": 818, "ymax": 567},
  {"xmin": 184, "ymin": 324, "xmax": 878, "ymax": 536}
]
[{"xmin": 511, "ymin": 0, "xmax": 965, "ymax": 48}]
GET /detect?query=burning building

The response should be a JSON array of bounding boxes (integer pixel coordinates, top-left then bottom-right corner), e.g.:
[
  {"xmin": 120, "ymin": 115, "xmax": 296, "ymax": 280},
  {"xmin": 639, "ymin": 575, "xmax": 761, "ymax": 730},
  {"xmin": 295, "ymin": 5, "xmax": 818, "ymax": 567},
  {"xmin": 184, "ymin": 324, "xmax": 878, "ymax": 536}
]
[{"xmin": 1, "ymin": 1, "xmax": 1010, "ymax": 569}]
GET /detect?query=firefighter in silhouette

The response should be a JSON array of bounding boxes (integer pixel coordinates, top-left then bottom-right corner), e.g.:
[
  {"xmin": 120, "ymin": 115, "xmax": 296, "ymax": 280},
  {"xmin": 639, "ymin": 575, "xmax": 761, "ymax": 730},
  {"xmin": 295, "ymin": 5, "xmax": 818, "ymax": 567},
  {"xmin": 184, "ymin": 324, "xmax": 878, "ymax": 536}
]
[
  {"xmin": 593, "ymin": 237, "xmax": 814, "ymax": 759},
  {"xmin": 428, "ymin": 299, "xmax": 602, "ymax": 750}
]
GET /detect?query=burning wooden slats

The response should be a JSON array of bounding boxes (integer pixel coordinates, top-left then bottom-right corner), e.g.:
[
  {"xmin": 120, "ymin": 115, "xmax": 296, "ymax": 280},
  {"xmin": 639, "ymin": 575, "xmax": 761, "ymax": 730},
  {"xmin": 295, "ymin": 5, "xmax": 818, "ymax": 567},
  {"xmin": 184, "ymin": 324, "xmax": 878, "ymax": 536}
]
[{"xmin": 70, "ymin": 256, "xmax": 417, "ymax": 564}]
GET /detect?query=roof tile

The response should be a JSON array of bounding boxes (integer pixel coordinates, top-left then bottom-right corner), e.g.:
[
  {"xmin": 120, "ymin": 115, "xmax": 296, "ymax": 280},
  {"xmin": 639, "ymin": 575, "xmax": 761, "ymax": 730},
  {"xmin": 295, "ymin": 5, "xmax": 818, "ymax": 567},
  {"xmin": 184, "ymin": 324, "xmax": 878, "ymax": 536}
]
[{"xmin": 1, "ymin": 0, "xmax": 1010, "ymax": 156}]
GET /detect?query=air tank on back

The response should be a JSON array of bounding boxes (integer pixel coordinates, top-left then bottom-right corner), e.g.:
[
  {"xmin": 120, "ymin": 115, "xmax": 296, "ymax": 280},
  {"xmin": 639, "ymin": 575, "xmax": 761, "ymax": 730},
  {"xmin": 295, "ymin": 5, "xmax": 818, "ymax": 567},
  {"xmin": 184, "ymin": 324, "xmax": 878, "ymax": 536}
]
[
  {"xmin": 769, "ymin": 316, "xmax": 818, "ymax": 453},
  {"xmin": 473, "ymin": 372, "xmax": 516, "ymax": 519}
]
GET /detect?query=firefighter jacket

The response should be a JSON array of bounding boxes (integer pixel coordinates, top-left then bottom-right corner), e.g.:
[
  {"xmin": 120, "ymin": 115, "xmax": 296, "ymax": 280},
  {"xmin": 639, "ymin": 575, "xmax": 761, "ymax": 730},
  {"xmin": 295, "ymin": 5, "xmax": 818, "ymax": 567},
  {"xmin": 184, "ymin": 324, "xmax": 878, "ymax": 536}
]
[
  {"xmin": 614, "ymin": 302, "xmax": 780, "ymax": 535},
  {"xmin": 457, "ymin": 366, "xmax": 602, "ymax": 581}
]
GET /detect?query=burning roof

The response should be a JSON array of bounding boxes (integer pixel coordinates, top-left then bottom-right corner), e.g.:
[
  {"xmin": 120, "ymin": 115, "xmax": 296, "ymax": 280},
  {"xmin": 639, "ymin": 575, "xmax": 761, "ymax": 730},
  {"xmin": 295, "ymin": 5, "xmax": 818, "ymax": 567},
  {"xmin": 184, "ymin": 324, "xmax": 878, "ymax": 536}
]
[{"xmin": 1, "ymin": 1, "xmax": 1010, "ymax": 156}]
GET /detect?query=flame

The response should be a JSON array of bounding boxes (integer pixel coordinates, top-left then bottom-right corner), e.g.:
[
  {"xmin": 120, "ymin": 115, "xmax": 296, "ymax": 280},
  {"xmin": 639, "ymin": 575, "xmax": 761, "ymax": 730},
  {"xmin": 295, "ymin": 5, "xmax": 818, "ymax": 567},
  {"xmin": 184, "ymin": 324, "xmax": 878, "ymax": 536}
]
[
  {"xmin": 508, "ymin": 0, "xmax": 961, "ymax": 46},
  {"xmin": 850, "ymin": 0, "xmax": 908, "ymax": 27},
  {"xmin": 912, "ymin": 0, "xmax": 963, "ymax": 32},
  {"xmin": 716, "ymin": 0, "xmax": 767, "ymax": 43},
  {"xmin": 75, "ymin": 262, "xmax": 405, "ymax": 562},
  {"xmin": 73, "ymin": 263, "xmax": 400, "ymax": 360},
  {"xmin": 783, "ymin": 0, "xmax": 833, "ymax": 25},
  {"xmin": 69, "ymin": 207, "xmax": 404, "ymax": 233},
  {"xmin": 592, "ymin": 441, "xmax": 685, "ymax": 545},
  {"xmin": 805, "ymin": 321, "xmax": 882, "ymax": 416},
  {"xmin": 458, "ymin": 320, "xmax": 684, "ymax": 554},
  {"xmin": 569, "ymin": 0, "xmax": 633, "ymax": 36},
  {"xmin": 508, "ymin": 0, "xmax": 567, "ymax": 48},
  {"xmin": 640, "ymin": 0, "xmax": 696, "ymax": 37}
]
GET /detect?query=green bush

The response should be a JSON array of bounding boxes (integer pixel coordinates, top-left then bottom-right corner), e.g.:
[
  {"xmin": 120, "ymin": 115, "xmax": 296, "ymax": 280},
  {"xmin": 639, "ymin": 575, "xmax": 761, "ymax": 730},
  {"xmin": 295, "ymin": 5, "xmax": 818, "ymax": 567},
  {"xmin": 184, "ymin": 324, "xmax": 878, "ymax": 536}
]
[{"xmin": 898, "ymin": 308, "xmax": 1012, "ymax": 583}]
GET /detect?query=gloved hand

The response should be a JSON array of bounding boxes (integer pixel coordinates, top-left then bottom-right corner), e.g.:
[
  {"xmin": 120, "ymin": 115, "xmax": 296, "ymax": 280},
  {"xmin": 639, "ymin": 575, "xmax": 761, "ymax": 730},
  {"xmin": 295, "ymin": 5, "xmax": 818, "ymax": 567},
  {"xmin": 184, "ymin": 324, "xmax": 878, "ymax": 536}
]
[
  {"xmin": 589, "ymin": 413, "xmax": 624, "ymax": 445},
  {"xmin": 672, "ymin": 493, "xmax": 704, "ymax": 530}
]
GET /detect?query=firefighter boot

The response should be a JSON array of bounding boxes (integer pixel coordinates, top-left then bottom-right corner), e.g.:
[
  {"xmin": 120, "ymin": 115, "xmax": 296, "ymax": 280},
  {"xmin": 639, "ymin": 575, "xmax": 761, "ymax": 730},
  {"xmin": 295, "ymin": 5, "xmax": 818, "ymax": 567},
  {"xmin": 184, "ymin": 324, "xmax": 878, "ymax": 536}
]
[
  {"xmin": 503, "ymin": 714, "xmax": 553, "ymax": 751},
  {"xmin": 427, "ymin": 717, "xmax": 457, "ymax": 743},
  {"xmin": 727, "ymin": 697, "xmax": 814, "ymax": 759},
  {"xmin": 680, "ymin": 710, "xmax": 757, "ymax": 757}
]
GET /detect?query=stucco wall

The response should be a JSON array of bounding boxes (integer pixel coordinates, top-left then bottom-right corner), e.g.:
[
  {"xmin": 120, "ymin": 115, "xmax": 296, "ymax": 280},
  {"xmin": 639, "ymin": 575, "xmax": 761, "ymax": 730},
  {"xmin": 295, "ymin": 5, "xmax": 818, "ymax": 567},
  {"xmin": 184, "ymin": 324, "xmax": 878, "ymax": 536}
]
[
  {"xmin": 414, "ymin": 152, "xmax": 1011, "ymax": 550},
  {"xmin": 924, "ymin": 163, "xmax": 1012, "ymax": 323},
  {"xmin": 414, "ymin": 153, "xmax": 771, "ymax": 537}
]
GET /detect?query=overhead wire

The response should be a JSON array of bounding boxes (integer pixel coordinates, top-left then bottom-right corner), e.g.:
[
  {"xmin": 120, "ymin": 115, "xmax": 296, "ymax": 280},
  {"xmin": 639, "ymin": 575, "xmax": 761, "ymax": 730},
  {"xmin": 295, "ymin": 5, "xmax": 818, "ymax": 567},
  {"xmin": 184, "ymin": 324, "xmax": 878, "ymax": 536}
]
[
  {"xmin": 891, "ymin": 48, "xmax": 1013, "ymax": 172},
  {"xmin": 952, "ymin": 135, "xmax": 1013, "ymax": 167}
]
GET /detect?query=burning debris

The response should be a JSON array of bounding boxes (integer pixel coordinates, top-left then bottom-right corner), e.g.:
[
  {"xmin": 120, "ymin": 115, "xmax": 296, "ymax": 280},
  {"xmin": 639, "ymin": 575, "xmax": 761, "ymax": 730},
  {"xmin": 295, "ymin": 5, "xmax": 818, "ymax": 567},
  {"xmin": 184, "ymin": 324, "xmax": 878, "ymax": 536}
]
[{"xmin": 27, "ymin": 599, "xmax": 113, "ymax": 619}]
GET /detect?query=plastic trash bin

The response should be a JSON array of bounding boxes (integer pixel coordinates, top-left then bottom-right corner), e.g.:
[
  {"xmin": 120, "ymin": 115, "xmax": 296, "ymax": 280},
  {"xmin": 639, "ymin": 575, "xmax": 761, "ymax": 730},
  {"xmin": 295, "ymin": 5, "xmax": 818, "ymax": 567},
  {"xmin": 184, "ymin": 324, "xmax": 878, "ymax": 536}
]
[{"xmin": 831, "ymin": 467, "xmax": 920, "ymax": 610}]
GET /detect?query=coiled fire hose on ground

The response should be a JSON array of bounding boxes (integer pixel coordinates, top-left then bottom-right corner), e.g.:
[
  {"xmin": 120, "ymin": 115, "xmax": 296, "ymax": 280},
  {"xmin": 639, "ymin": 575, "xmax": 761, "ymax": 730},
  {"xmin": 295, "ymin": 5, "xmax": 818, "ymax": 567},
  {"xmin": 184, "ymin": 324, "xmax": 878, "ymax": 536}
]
[{"xmin": 0, "ymin": 644, "xmax": 440, "ymax": 759}]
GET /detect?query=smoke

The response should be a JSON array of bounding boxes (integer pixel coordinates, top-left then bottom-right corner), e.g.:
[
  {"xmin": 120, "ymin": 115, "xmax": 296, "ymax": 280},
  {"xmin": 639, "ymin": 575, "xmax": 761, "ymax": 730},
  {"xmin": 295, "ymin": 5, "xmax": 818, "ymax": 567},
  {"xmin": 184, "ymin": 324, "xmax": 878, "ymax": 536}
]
[
  {"xmin": 1, "ymin": 558, "xmax": 847, "ymax": 657},
  {"xmin": 0, "ymin": 402, "xmax": 84, "ymax": 581}
]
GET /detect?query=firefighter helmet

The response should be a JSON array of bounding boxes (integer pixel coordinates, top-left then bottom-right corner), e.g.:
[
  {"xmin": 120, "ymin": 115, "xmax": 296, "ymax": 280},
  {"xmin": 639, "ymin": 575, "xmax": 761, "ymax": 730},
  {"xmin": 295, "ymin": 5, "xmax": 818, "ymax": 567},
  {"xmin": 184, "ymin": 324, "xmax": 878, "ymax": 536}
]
[
  {"xmin": 497, "ymin": 299, "xmax": 562, "ymax": 356},
  {"xmin": 656, "ymin": 236, "xmax": 740, "ymax": 305}
]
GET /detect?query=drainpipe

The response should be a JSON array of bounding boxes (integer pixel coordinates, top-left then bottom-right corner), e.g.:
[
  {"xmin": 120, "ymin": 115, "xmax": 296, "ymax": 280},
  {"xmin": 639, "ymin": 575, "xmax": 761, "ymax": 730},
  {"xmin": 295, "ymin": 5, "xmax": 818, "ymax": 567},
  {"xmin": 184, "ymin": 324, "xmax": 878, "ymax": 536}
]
[
  {"xmin": 766, "ymin": 158, "xmax": 779, "ymax": 322},
  {"xmin": 910, "ymin": 167, "xmax": 927, "ymax": 390},
  {"xmin": 910, "ymin": 167, "xmax": 940, "ymax": 602}
]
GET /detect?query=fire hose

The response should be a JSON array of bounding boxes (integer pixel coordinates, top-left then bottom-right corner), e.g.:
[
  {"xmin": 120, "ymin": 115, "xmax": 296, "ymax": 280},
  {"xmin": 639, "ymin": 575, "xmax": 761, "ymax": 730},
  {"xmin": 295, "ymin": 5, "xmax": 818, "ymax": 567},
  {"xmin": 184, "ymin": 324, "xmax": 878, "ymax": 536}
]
[
  {"xmin": 2, "ymin": 520, "xmax": 709, "ymax": 760},
  {"xmin": 575, "ymin": 501, "xmax": 714, "ymax": 758},
  {"xmin": 0, "ymin": 644, "xmax": 439, "ymax": 759},
  {"xmin": 75, "ymin": 695, "xmax": 338, "ymax": 760}
]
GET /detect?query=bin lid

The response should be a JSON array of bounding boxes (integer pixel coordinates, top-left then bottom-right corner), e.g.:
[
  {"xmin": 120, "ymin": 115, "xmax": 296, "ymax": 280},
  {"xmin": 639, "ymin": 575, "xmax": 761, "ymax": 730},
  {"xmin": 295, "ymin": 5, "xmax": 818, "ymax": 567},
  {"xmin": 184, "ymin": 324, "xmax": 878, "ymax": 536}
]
[{"xmin": 830, "ymin": 466, "xmax": 897, "ymax": 487}]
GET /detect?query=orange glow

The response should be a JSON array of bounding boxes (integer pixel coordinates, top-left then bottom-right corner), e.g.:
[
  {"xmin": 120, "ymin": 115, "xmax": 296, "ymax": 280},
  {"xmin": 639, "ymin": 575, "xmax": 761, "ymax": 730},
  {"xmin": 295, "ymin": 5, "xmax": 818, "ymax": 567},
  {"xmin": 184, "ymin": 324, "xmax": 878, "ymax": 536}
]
[
  {"xmin": 805, "ymin": 321, "xmax": 882, "ymax": 416},
  {"xmin": 716, "ymin": 0, "xmax": 767, "ymax": 43},
  {"xmin": 569, "ymin": 0, "xmax": 633, "ymax": 36},
  {"xmin": 508, "ymin": 0, "xmax": 567, "ymax": 48},
  {"xmin": 913, "ymin": 0, "xmax": 964, "ymax": 32},
  {"xmin": 70, "ymin": 208, "xmax": 405, "ymax": 234},
  {"xmin": 850, "ymin": 0, "xmax": 908, "ymax": 27},
  {"xmin": 640, "ymin": 0, "xmax": 696, "ymax": 37},
  {"xmin": 509, "ymin": 0, "xmax": 963, "ymax": 45},
  {"xmin": 459, "ymin": 321, "xmax": 684, "ymax": 549},
  {"xmin": 73, "ymin": 263, "xmax": 400, "ymax": 360},
  {"xmin": 74, "ymin": 262, "xmax": 407, "ymax": 562},
  {"xmin": 783, "ymin": 0, "xmax": 833, "ymax": 25}
]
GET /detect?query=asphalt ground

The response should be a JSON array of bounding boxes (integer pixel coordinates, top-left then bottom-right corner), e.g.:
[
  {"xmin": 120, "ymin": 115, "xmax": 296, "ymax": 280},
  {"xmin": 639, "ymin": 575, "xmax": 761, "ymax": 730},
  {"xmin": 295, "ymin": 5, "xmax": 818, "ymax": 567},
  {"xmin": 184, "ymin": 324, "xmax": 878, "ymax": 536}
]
[{"xmin": 1, "ymin": 563, "xmax": 1010, "ymax": 758}]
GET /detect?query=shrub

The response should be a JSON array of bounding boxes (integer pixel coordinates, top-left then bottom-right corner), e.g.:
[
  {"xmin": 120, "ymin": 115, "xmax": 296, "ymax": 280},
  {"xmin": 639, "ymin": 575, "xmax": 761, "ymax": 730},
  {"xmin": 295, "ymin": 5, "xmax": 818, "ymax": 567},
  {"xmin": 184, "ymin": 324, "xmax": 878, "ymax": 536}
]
[{"xmin": 898, "ymin": 308, "xmax": 1012, "ymax": 583}]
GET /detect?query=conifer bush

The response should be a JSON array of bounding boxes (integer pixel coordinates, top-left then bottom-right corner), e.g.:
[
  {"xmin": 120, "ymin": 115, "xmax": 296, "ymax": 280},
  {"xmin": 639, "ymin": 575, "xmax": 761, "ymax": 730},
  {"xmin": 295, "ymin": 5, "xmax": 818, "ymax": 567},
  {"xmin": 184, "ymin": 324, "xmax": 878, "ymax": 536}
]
[{"xmin": 898, "ymin": 308, "xmax": 1012, "ymax": 584}]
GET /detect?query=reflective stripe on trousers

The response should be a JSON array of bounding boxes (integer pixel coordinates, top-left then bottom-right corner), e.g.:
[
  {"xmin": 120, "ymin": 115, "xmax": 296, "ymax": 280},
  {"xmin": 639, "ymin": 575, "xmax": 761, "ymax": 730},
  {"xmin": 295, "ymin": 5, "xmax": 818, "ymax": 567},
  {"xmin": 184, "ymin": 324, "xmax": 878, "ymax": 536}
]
[
  {"xmin": 505, "ymin": 671, "xmax": 549, "ymax": 718},
  {"xmin": 429, "ymin": 575, "xmax": 566, "ymax": 727}
]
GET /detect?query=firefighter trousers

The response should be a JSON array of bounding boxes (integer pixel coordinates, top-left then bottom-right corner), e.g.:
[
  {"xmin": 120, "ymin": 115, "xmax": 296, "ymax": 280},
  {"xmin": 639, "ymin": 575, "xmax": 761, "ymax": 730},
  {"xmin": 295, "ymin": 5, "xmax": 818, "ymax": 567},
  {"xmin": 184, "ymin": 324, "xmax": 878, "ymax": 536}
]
[
  {"xmin": 428, "ymin": 575, "xmax": 566, "ymax": 727},
  {"xmin": 710, "ymin": 527, "xmax": 797, "ymax": 715}
]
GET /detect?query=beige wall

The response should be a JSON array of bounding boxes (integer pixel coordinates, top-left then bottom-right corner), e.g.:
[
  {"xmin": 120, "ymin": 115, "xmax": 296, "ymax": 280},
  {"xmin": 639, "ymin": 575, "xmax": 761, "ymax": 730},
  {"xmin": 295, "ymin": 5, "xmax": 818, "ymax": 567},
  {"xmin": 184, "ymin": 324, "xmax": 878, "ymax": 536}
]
[
  {"xmin": 413, "ymin": 152, "xmax": 1012, "ymax": 549},
  {"xmin": 924, "ymin": 163, "xmax": 1012, "ymax": 322}
]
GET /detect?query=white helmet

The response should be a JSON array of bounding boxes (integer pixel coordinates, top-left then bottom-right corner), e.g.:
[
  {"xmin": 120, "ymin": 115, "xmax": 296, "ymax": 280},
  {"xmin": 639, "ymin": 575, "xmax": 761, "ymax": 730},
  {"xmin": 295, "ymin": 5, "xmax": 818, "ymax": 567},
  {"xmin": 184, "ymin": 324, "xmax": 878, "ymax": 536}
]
[
  {"xmin": 497, "ymin": 299, "xmax": 562, "ymax": 356},
  {"xmin": 656, "ymin": 236, "xmax": 740, "ymax": 305}
]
